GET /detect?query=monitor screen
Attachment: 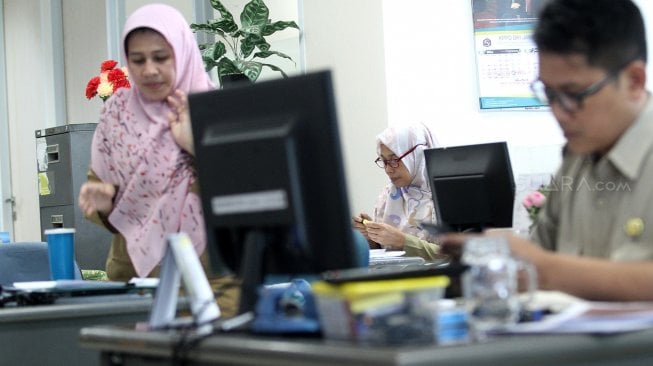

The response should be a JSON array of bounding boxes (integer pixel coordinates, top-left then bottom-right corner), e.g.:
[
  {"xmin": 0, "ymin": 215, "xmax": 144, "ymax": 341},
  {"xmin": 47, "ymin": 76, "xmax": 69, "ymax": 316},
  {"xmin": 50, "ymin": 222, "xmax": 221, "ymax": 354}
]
[
  {"xmin": 424, "ymin": 142, "xmax": 515, "ymax": 232},
  {"xmin": 188, "ymin": 71, "xmax": 359, "ymax": 314}
]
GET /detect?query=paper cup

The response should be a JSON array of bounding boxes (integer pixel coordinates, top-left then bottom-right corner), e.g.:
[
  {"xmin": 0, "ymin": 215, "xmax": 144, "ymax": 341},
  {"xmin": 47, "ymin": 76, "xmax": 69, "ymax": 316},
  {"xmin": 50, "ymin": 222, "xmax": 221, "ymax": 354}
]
[{"xmin": 44, "ymin": 228, "xmax": 76, "ymax": 280}]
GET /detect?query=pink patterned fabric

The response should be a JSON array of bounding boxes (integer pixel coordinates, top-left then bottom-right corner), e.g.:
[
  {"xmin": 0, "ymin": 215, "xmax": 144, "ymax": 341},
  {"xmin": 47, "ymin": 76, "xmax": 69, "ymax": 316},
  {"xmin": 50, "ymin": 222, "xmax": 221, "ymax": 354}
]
[
  {"xmin": 373, "ymin": 122, "xmax": 439, "ymax": 242},
  {"xmin": 90, "ymin": 4, "xmax": 214, "ymax": 277}
]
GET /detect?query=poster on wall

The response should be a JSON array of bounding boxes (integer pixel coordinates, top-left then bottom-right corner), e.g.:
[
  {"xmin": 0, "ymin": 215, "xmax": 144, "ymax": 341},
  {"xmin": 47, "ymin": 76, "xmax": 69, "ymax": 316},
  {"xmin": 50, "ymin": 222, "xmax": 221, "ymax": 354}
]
[{"xmin": 472, "ymin": 0, "xmax": 548, "ymax": 110}]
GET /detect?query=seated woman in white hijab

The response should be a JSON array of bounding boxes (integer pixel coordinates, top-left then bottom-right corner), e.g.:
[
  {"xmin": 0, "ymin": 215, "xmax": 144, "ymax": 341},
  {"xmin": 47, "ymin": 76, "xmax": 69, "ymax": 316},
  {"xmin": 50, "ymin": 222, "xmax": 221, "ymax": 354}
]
[{"xmin": 352, "ymin": 122, "xmax": 445, "ymax": 261}]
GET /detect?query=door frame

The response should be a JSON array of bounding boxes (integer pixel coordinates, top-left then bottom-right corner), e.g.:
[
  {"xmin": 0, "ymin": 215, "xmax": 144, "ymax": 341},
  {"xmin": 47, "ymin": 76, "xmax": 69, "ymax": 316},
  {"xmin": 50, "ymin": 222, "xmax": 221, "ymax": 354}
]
[{"xmin": 0, "ymin": 0, "xmax": 15, "ymax": 238}]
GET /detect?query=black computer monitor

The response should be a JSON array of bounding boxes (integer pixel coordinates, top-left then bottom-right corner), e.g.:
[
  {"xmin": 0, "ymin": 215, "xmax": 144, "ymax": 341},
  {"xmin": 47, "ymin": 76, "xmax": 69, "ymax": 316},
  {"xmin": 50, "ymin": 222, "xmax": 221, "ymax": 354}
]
[
  {"xmin": 424, "ymin": 142, "xmax": 515, "ymax": 233},
  {"xmin": 188, "ymin": 71, "xmax": 359, "ymax": 314}
]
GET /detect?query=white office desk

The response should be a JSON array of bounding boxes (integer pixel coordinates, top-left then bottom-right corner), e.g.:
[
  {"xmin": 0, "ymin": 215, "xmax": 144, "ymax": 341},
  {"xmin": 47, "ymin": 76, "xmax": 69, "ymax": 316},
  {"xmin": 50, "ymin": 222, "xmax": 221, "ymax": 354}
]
[
  {"xmin": 0, "ymin": 295, "xmax": 153, "ymax": 366},
  {"xmin": 80, "ymin": 323, "xmax": 653, "ymax": 366}
]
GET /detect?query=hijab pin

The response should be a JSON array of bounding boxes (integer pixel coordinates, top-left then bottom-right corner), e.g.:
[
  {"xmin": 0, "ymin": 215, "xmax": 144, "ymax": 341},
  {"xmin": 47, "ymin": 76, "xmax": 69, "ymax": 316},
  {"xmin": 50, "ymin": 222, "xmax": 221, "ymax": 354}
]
[{"xmin": 624, "ymin": 218, "xmax": 645, "ymax": 238}]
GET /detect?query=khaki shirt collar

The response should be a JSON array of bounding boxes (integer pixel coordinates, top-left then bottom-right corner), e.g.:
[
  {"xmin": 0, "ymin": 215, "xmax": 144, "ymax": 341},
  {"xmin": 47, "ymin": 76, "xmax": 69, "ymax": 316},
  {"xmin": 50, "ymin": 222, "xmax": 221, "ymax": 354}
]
[{"xmin": 607, "ymin": 95, "xmax": 653, "ymax": 181}]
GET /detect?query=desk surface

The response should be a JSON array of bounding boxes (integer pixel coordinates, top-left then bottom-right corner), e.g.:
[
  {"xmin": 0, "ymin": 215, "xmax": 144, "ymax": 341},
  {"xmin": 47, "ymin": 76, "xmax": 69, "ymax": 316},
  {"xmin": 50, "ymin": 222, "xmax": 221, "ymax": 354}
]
[
  {"xmin": 80, "ymin": 324, "xmax": 653, "ymax": 366},
  {"xmin": 0, "ymin": 295, "xmax": 152, "ymax": 323},
  {"xmin": 0, "ymin": 296, "xmax": 153, "ymax": 366}
]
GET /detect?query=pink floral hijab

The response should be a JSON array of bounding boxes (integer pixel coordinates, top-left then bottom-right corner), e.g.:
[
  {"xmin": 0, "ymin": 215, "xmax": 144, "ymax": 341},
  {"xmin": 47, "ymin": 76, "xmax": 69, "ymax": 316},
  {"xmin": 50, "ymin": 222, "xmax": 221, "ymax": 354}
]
[
  {"xmin": 373, "ymin": 122, "xmax": 439, "ymax": 242},
  {"xmin": 90, "ymin": 4, "xmax": 214, "ymax": 277}
]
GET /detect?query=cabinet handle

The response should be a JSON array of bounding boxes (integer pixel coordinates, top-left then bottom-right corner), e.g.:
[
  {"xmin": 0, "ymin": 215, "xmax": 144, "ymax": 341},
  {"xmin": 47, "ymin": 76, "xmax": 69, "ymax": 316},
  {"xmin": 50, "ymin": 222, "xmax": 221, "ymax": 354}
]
[
  {"xmin": 51, "ymin": 215, "xmax": 64, "ymax": 228},
  {"xmin": 46, "ymin": 144, "xmax": 60, "ymax": 163}
]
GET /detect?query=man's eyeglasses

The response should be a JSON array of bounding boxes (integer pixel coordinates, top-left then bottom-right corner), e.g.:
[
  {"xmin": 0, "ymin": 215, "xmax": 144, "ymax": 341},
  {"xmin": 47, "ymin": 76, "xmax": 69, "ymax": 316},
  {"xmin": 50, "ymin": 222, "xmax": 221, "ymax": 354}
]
[
  {"xmin": 530, "ymin": 61, "xmax": 632, "ymax": 113},
  {"xmin": 375, "ymin": 143, "xmax": 425, "ymax": 169}
]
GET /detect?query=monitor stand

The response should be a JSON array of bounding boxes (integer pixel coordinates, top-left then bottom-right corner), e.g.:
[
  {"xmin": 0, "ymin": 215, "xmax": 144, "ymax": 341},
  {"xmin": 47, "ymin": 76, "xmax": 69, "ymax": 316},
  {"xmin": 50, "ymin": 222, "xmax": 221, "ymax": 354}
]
[
  {"xmin": 148, "ymin": 233, "xmax": 221, "ymax": 335},
  {"xmin": 237, "ymin": 229, "xmax": 268, "ymax": 316}
]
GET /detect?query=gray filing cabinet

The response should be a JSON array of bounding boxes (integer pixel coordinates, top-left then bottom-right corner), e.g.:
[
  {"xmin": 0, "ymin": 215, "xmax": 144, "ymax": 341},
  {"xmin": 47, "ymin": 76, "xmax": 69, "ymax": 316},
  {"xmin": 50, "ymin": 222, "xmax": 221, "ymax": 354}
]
[{"xmin": 35, "ymin": 123, "xmax": 112, "ymax": 270}]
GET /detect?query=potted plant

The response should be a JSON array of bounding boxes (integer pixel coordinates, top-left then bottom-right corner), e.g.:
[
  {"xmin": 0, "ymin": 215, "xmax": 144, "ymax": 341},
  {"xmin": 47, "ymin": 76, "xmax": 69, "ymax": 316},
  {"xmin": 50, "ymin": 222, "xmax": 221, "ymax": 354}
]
[{"xmin": 190, "ymin": 0, "xmax": 300, "ymax": 85}]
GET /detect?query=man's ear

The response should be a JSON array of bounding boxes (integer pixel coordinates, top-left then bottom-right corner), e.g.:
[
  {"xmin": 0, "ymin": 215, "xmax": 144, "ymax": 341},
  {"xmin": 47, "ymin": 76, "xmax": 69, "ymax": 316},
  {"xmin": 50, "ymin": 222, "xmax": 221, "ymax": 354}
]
[{"xmin": 624, "ymin": 59, "xmax": 647, "ymax": 97}]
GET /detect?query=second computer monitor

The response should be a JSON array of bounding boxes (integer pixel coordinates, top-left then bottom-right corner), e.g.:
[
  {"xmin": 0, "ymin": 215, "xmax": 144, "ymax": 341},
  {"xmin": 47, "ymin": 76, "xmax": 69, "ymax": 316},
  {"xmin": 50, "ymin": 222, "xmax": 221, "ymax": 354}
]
[{"xmin": 424, "ymin": 142, "xmax": 515, "ymax": 232}]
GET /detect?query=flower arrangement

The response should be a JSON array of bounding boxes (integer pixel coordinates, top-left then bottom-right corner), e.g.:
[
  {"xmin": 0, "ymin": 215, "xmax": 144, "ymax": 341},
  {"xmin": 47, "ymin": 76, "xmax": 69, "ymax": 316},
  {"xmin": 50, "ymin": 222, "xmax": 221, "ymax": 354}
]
[
  {"xmin": 85, "ymin": 60, "xmax": 130, "ymax": 102},
  {"xmin": 522, "ymin": 185, "xmax": 549, "ymax": 227}
]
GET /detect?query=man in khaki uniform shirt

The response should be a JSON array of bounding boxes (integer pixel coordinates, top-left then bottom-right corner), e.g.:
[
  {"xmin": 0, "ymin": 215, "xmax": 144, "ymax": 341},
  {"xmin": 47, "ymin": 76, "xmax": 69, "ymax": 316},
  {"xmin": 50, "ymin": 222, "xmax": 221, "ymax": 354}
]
[
  {"xmin": 533, "ymin": 98, "xmax": 653, "ymax": 262},
  {"xmin": 443, "ymin": 0, "xmax": 653, "ymax": 301}
]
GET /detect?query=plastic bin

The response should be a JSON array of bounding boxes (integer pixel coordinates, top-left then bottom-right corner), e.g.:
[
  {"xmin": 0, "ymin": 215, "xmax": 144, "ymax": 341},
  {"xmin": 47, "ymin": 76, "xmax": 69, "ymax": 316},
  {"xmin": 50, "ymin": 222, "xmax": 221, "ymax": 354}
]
[{"xmin": 312, "ymin": 276, "xmax": 450, "ymax": 344}]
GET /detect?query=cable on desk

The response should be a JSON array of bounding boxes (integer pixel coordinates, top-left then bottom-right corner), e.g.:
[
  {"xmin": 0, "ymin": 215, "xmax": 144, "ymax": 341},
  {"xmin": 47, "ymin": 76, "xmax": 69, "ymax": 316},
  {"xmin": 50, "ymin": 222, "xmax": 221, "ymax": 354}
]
[
  {"xmin": 170, "ymin": 299, "xmax": 223, "ymax": 365},
  {"xmin": 170, "ymin": 310, "xmax": 256, "ymax": 364},
  {"xmin": 170, "ymin": 320, "xmax": 214, "ymax": 365}
]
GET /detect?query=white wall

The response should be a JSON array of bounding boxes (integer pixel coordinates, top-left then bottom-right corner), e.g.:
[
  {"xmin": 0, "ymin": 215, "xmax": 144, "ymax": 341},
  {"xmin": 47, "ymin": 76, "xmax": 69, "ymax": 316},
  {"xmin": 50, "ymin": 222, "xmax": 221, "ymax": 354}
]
[
  {"xmin": 302, "ymin": 0, "xmax": 389, "ymax": 215},
  {"xmin": 4, "ymin": 0, "xmax": 62, "ymax": 241},
  {"xmin": 63, "ymin": 0, "xmax": 108, "ymax": 125},
  {"xmin": 0, "ymin": 0, "xmax": 12, "ymax": 236}
]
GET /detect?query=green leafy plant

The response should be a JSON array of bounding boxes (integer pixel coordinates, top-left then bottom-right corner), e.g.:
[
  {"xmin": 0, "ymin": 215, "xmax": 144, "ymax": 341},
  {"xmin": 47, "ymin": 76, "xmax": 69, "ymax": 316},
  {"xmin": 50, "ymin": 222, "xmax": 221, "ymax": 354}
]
[{"xmin": 190, "ymin": 0, "xmax": 300, "ymax": 84}]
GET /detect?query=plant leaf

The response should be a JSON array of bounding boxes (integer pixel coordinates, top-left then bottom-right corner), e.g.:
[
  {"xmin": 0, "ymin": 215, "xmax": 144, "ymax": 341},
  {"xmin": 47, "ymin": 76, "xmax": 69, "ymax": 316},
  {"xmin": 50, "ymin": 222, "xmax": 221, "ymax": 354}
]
[
  {"xmin": 202, "ymin": 55, "xmax": 219, "ymax": 72},
  {"xmin": 190, "ymin": 23, "xmax": 215, "ymax": 33},
  {"xmin": 240, "ymin": 36, "xmax": 255, "ymax": 59},
  {"xmin": 212, "ymin": 41, "xmax": 227, "ymax": 60},
  {"xmin": 213, "ymin": 19, "xmax": 238, "ymax": 34},
  {"xmin": 260, "ymin": 63, "xmax": 288, "ymax": 78},
  {"xmin": 217, "ymin": 57, "xmax": 241, "ymax": 77},
  {"xmin": 239, "ymin": 61, "xmax": 262, "ymax": 81},
  {"xmin": 261, "ymin": 20, "xmax": 300, "ymax": 36},
  {"xmin": 241, "ymin": 0, "xmax": 269, "ymax": 35},
  {"xmin": 190, "ymin": 20, "xmax": 232, "ymax": 37},
  {"xmin": 209, "ymin": 0, "xmax": 234, "ymax": 23},
  {"xmin": 253, "ymin": 50, "xmax": 295, "ymax": 64},
  {"xmin": 241, "ymin": 34, "xmax": 268, "ymax": 58}
]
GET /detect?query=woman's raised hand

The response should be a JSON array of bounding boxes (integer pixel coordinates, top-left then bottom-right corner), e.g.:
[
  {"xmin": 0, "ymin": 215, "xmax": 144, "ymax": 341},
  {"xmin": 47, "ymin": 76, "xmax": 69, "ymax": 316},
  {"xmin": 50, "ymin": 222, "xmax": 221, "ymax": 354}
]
[{"xmin": 167, "ymin": 89, "xmax": 195, "ymax": 155}]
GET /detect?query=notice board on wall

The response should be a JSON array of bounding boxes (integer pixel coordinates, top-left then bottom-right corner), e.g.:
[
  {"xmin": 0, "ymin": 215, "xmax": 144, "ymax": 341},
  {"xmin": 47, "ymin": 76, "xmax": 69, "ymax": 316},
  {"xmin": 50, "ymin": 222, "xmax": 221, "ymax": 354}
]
[{"xmin": 471, "ymin": 0, "xmax": 548, "ymax": 110}]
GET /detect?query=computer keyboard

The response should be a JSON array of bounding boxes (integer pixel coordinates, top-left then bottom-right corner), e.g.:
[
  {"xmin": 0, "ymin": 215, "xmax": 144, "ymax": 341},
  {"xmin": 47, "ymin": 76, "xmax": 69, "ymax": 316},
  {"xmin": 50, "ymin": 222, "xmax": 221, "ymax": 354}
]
[{"xmin": 321, "ymin": 261, "xmax": 467, "ymax": 284}]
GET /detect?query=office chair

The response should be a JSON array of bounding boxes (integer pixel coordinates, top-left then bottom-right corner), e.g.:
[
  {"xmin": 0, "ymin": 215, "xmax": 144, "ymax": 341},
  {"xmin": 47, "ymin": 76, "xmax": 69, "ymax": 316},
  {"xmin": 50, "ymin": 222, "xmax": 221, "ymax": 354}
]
[{"xmin": 0, "ymin": 242, "xmax": 82, "ymax": 286}]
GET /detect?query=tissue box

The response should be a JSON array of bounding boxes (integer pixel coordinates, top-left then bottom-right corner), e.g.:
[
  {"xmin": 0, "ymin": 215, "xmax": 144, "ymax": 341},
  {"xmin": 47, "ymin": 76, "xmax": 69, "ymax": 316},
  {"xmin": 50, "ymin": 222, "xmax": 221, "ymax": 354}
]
[{"xmin": 312, "ymin": 276, "xmax": 449, "ymax": 344}]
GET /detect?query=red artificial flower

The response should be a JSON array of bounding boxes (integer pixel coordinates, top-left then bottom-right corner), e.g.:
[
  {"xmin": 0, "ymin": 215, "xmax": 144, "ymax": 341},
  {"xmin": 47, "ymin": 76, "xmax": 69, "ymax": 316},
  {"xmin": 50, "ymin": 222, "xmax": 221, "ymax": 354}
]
[
  {"xmin": 112, "ymin": 78, "xmax": 131, "ymax": 92},
  {"xmin": 85, "ymin": 76, "xmax": 101, "ymax": 99},
  {"xmin": 100, "ymin": 60, "xmax": 118, "ymax": 72},
  {"xmin": 86, "ymin": 60, "xmax": 131, "ymax": 102},
  {"xmin": 107, "ymin": 68, "xmax": 126, "ymax": 83}
]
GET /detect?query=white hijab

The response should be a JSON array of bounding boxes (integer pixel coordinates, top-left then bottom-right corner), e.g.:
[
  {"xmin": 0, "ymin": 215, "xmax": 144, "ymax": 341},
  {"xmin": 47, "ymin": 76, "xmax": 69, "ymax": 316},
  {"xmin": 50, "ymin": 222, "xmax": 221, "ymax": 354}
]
[{"xmin": 373, "ymin": 122, "xmax": 439, "ymax": 242}]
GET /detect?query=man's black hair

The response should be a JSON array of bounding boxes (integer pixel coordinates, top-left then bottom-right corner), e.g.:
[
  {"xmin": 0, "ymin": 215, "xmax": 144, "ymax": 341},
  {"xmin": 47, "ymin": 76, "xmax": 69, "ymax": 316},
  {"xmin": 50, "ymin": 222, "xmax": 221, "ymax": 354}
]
[{"xmin": 534, "ymin": 0, "xmax": 647, "ymax": 71}]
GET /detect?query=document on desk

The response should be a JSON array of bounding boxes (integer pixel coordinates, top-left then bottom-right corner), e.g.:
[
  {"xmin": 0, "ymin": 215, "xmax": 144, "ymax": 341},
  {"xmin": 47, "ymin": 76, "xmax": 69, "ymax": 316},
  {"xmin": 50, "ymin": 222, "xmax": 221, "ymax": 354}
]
[
  {"xmin": 368, "ymin": 249, "xmax": 429, "ymax": 267},
  {"xmin": 369, "ymin": 249, "xmax": 406, "ymax": 258},
  {"xmin": 505, "ymin": 291, "xmax": 653, "ymax": 334}
]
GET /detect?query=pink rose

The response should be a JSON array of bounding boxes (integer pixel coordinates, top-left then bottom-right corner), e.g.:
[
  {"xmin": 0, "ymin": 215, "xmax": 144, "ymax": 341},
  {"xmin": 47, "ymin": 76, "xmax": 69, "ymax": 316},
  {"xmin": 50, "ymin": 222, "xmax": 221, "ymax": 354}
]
[
  {"xmin": 523, "ymin": 191, "xmax": 546, "ymax": 209},
  {"xmin": 529, "ymin": 191, "xmax": 546, "ymax": 207}
]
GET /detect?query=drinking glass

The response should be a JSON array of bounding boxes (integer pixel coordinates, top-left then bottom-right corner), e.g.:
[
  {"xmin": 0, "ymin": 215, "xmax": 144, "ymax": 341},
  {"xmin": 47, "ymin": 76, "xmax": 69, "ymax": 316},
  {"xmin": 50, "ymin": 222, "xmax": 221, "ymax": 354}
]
[{"xmin": 462, "ymin": 236, "xmax": 536, "ymax": 338}]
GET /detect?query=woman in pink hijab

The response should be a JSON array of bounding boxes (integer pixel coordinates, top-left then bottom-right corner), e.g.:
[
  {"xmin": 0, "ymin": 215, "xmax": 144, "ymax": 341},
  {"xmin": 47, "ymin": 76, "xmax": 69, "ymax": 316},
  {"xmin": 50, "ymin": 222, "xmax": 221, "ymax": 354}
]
[
  {"xmin": 78, "ymin": 4, "xmax": 214, "ymax": 280},
  {"xmin": 352, "ymin": 122, "xmax": 445, "ymax": 261}
]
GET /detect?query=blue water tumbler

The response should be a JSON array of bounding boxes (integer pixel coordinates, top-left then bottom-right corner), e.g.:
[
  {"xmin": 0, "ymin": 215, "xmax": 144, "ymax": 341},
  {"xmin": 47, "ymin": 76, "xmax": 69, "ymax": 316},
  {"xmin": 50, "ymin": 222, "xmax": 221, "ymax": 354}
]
[{"xmin": 44, "ymin": 228, "xmax": 76, "ymax": 280}]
